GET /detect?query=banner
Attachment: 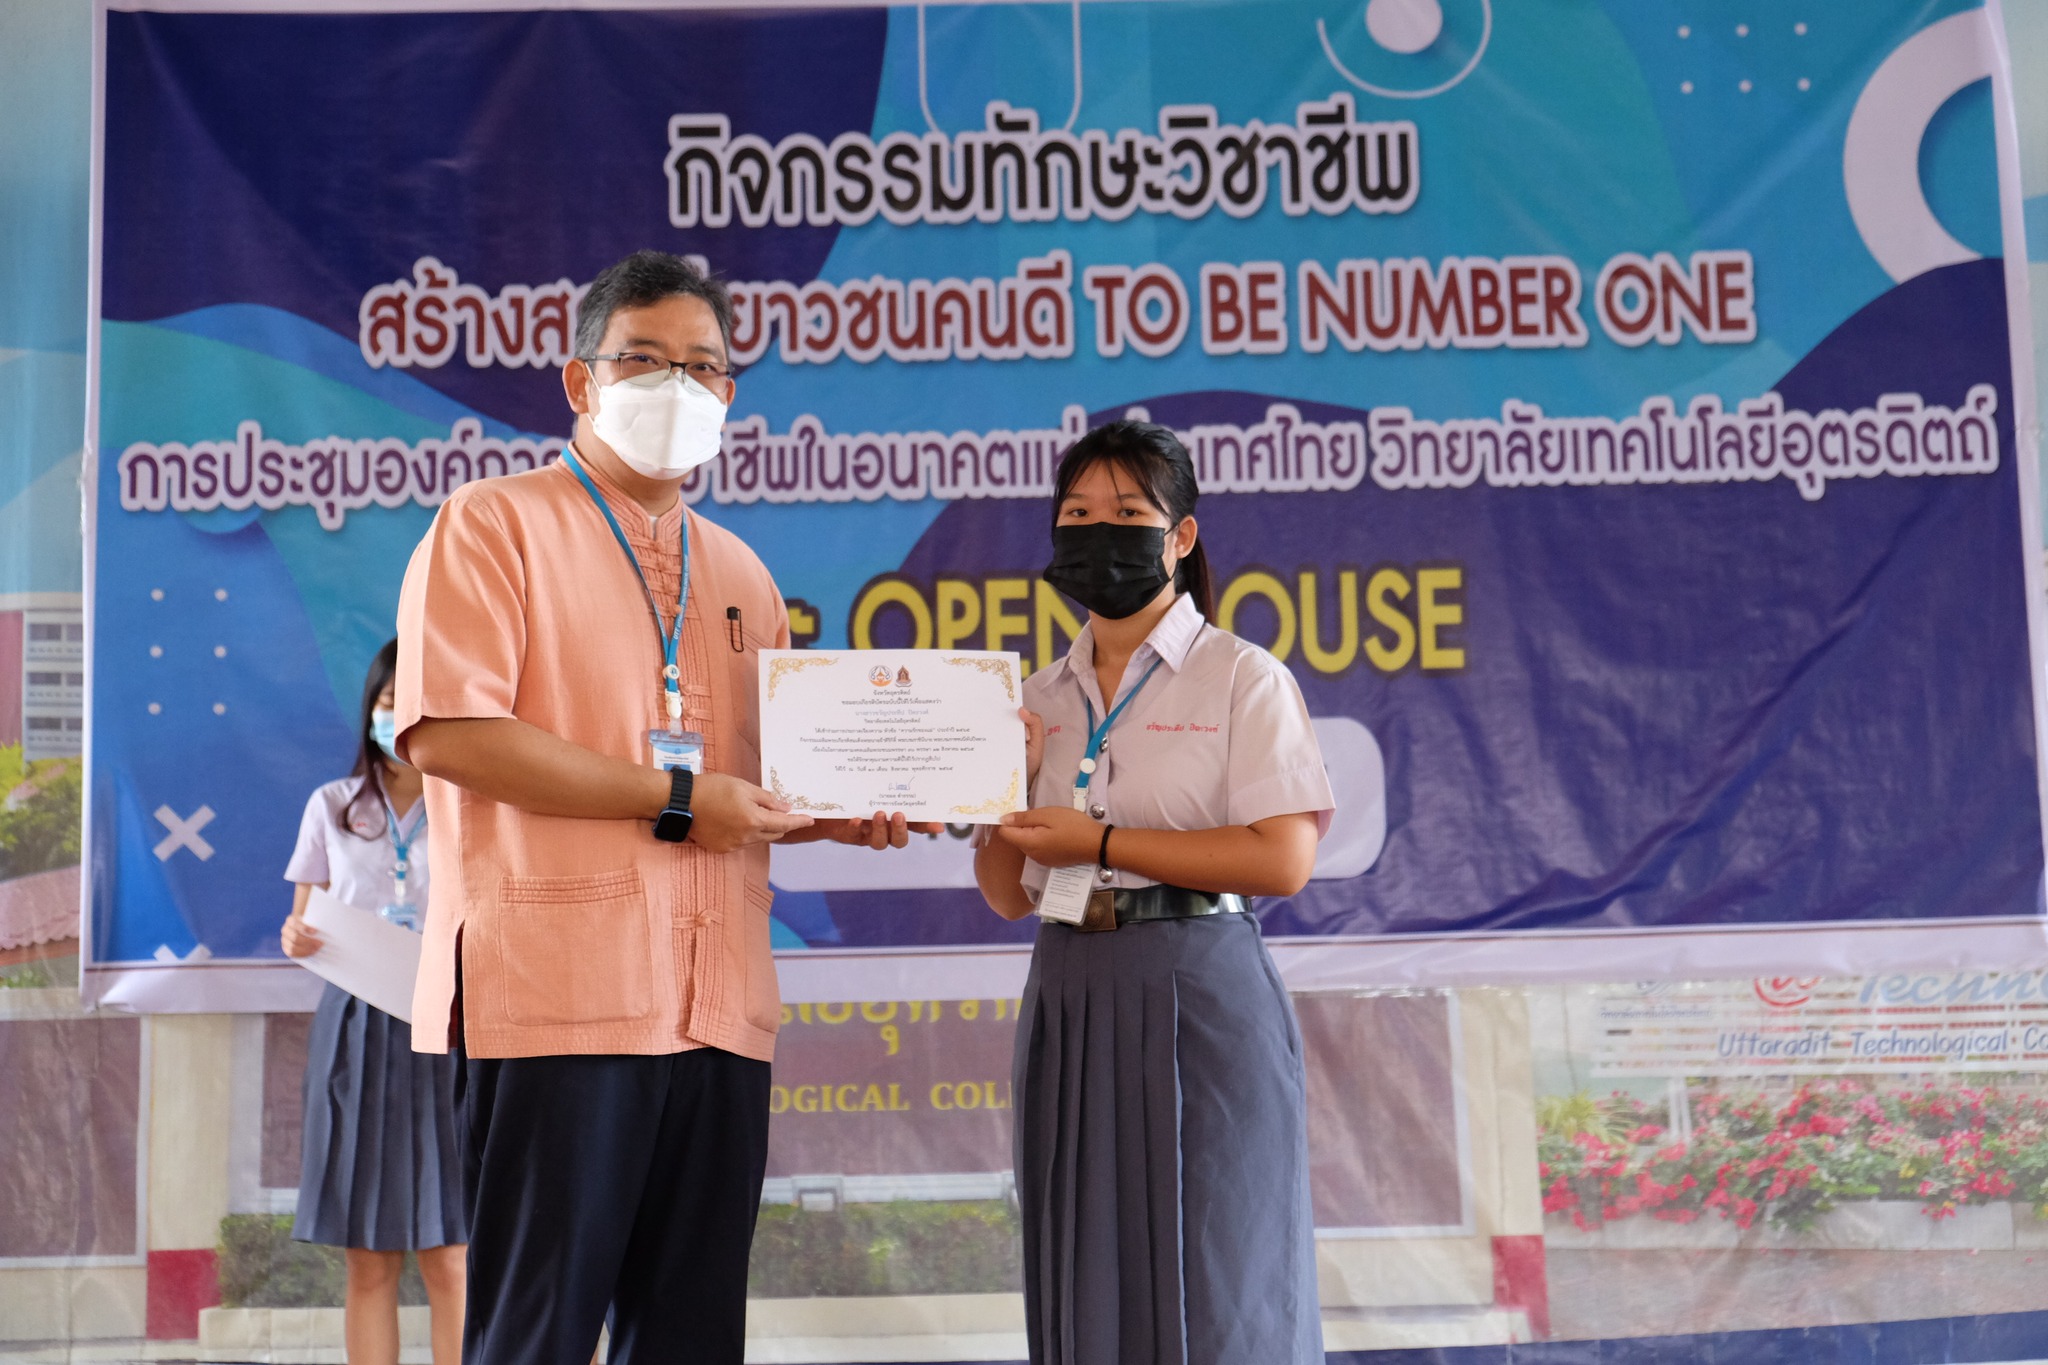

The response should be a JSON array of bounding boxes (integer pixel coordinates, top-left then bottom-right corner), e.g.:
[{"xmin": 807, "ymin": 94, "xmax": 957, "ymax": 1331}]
[{"xmin": 86, "ymin": 0, "xmax": 2048, "ymax": 1011}]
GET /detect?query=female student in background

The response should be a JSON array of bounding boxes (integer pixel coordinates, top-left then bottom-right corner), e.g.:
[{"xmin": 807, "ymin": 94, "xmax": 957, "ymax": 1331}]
[
  {"xmin": 280, "ymin": 639, "xmax": 467, "ymax": 1365},
  {"xmin": 974, "ymin": 421, "xmax": 1336, "ymax": 1365}
]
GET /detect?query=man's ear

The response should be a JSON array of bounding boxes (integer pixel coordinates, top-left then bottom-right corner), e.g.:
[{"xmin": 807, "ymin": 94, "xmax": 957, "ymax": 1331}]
[{"xmin": 563, "ymin": 358, "xmax": 595, "ymax": 417}]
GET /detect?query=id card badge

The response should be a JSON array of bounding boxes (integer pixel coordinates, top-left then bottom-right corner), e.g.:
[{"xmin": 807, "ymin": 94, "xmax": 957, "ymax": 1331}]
[
  {"xmin": 648, "ymin": 728, "xmax": 705, "ymax": 774},
  {"xmin": 1035, "ymin": 862, "xmax": 1095, "ymax": 924},
  {"xmin": 377, "ymin": 903, "xmax": 421, "ymax": 932}
]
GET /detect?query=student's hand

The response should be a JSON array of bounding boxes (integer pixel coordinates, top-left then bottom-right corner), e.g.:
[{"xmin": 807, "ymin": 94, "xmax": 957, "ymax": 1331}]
[
  {"xmin": 688, "ymin": 773, "xmax": 815, "ymax": 853},
  {"xmin": 802, "ymin": 812, "xmax": 946, "ymax": 849},
  {"xmin": 1020, "ymin": 709, "xmax": 1046, "ymax": 785},
  {"xmin": 996, "ymin": 805, "xmax": 1102, "ymax": 867},
  {"xmin": 280, "ymin": 914, "xmax": 323, "ymax": 959}
]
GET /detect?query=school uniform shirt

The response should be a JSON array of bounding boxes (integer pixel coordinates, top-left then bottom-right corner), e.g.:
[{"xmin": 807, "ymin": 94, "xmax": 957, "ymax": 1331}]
[
  {"xmin": 393, "ymin": 452, "xmax": 791, "ymax": 1062},
  {"xmin": 1018, "ymin": 591, "xmax": 1334, "ymax": 894},
  {"xmin": 284, "ymin": 777, "xmax": 432, "ymax": 910}
]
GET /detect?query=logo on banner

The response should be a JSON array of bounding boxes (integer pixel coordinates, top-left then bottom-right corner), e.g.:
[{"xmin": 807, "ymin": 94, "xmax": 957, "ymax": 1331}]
[{"xmin": 1754, "ymin": 977, "xmax": 1823, "ymax": 1009}]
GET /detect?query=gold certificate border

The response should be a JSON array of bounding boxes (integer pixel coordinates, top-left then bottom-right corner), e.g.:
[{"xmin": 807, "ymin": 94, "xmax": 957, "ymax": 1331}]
[
  {"xmin": 769, "ymin": 766, "xmax": 845, "ymax": 813},
  {"xmin": 766, "ymin": 653, "xmax": 838, "ymax": 701},
  {"xmin": 943, "ymin": 654, "xmax": 1017, "ymax": 703}
]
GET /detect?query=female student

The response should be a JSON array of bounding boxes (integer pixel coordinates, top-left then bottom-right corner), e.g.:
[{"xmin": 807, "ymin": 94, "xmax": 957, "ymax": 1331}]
[
  {"xmin": 975, "ymin": 421, "xmax": 1335, "ymax": 1365},
  {"xmin": 280, "ymin": 639, "xmax": 467, "ymax": 1365}
]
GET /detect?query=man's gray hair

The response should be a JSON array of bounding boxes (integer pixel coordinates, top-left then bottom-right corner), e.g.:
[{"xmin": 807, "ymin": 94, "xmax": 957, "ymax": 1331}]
[{"xmin": 574, "ymin": 250, "xmax": 734, "ymax": 361}]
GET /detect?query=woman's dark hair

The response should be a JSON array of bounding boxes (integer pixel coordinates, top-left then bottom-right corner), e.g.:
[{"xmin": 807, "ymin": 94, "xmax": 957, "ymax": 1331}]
[
  {"xmin": 336, "ymin": 638, "xmax": 400, "ymax": 839},
  {"xmin": 1050, "ymin": 421, "xmax": 1215, "ymax": 619}
]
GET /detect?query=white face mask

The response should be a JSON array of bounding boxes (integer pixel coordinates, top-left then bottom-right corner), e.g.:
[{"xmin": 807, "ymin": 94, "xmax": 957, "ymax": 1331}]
[
  {"xmin": 587, "ymin": 368, "xmax": 729, "ymax": 480},
  {"xmin": 370, "ymin": 708, "xmax": 399, "ymax": 759}
]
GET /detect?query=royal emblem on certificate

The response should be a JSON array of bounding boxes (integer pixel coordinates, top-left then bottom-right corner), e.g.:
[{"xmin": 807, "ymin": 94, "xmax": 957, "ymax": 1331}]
[{"xmin": 759, "ymin": 649, "xmax": 1027, "ymax": 823}]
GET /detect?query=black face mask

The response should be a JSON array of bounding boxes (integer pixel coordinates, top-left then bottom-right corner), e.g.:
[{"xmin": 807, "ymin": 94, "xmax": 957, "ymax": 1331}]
[{"xmin": 1043, "ymin": 522, "xmax": 1175, "ymax": 620}]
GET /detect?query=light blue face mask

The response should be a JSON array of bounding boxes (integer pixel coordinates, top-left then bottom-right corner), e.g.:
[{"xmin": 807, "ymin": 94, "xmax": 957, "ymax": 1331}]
[{"xmin": 371, "ymin": 708, "xmax": 399, "ymax": 760}]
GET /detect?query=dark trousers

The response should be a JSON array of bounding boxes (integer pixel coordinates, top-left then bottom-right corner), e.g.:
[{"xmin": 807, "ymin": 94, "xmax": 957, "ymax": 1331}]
[{"xmin": 457, "ymin": 1048, "xmax": 771, "ymax": 1365}]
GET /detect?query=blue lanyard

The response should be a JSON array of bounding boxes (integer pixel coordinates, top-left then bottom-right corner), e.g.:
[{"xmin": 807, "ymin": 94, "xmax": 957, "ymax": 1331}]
[
  {"xmin": 382, "ymin": 795, "xmax": 424, "ymax": 889},
  {"xmin": 565, "ymin": 451, "xmax": 691, "ymax": 727},
  {"xmin": 1075, "ymin": 657, "xmax": 1165, "ymax": 799}
]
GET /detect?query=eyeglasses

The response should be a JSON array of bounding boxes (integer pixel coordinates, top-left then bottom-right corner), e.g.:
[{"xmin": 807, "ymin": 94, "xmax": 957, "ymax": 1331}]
[{"xmin": 585, "ymin": 352, "xmax": 742, "ymax": 388}]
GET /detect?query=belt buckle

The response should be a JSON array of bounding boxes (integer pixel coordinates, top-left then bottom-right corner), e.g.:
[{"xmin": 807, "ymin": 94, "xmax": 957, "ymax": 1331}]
[{"xmin": 1077, "ymin": 889, "xmax": 1118, "ymax": 933}]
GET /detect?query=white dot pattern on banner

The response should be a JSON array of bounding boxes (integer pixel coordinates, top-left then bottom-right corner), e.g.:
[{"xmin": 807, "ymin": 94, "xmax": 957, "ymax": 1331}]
[
  {"xmin": 148, "ymin": 703, "xmax": 161, "ymax": 715},
  {"xmin": 149, "ymin": 645, "xmax": 162, "ymax": 658},
  {"xmin": 1799, "ymin": 77, "xmax": 1811, "ymax": 91},
  {"xmin": 1678, "ymin": 25, "xmax": 1690, "ymax": 38},
  {"xmin": 1736, "ymin": 23, "xmax": 1749, "ymax": 37},
  {"xmin": 1363, "ymin": 0, "xmax": 1442, "ymax": 55},
  {"xmin": 212, "ymin": 703, "xmax": 226, "ymax": 715},
  {"xmin": 1682, "ymin": 81, "xmax": 1694, "ymax": 94},
  {"xmin": 214, "ymin": 645, "xmax": 226, "ymax": 658},
  {"xmin": 214, "ymin": 588, "xmax": 228, "ymax": 601},
  {"xmin": 150, "ymin": 588, "xmax": 164, "ymax": 601},
  {"xmin": 1740, "ymin": 79, "xmax": 1753, "ymax": 93}
]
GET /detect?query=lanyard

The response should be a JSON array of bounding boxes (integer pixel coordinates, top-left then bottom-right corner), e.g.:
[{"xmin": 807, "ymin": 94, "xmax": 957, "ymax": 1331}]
[
  {"xmin": 1072, "ymin": 657, "xmax": 1165, "ymax": 809},
  {"xmin": 565, "ymin": 451, "xmax": 692, "ymax": 728},
  {"xmin": 382, "ymin": 795, "xmax": 425, "ymax": 898}
]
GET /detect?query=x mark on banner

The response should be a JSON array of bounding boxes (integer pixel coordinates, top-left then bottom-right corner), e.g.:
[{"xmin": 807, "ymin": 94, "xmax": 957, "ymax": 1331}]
[{"xmin": 153, "ymin": 805, "xmax": 217, "ymax": 862}]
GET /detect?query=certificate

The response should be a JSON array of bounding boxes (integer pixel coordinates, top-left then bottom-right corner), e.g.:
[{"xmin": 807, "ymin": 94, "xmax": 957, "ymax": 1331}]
[
  {"xmin": 296, "ymin": 887, "xmax": 422, "ymax": 1024},
  {"xmin": 759, "ymin": 649, "xmax": 1027, "ymax": 824}
]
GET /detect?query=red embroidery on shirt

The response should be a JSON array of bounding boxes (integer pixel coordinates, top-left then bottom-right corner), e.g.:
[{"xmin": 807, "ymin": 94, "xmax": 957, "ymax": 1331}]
[
  {"xmin": 1045, "ymin": 724, "xmax": 1064, "ymax": 735},
  {"xmin": 1143, "ymin": 722, "xmax": 1219, "ymax": 733}
]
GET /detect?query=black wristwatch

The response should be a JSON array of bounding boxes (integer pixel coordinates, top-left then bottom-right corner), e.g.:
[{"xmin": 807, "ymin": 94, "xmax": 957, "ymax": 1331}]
[{"xmin": 652, "ymin": 767, "xmax": 695, "ymax": 843}]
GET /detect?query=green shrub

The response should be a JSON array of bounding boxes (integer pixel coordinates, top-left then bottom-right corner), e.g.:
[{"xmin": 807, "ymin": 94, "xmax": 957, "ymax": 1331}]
[
  {"xmin": 748, "ymin": 1201, "xmax": 1022, "ymax": 1298},
  {"xmin": 217, "ymin": 1215, "xmax": 426, "ymax": 1308},
  {"xmin": 222, "ymin": 1201, "xmax": 1021, "ymax": 1306}
]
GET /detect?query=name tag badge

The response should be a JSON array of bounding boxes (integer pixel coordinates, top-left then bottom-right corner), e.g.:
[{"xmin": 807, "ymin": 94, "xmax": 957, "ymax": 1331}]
[
  {"xmin": 648, "ymin": 728, "xmax": 706, "ymax": 774},
  {"xmin": 1035, "ymin": 863, "xmax": 1094, "ymax": 925}
]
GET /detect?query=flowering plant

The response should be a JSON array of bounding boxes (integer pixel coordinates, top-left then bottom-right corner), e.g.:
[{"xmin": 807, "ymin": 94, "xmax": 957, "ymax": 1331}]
[{"xmin": 1536, "ymin": 1080, "xmax": 2048, "ymax": 1230}]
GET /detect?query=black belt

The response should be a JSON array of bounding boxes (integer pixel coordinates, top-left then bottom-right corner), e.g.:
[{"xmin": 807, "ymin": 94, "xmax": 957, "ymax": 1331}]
[{"xmin": 1071, "ymin": 884, "xmax": 1251, "ymax": 933}]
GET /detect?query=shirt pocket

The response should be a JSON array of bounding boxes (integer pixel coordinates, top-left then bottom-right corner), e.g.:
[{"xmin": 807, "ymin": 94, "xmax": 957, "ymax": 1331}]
[
  {"xmin": 489, "ymin": 868, "xmax": 654, "ymax": 1027},
  {"xmin": 723, "ymin": 616, "xmax": 777, "ymax": 758}
]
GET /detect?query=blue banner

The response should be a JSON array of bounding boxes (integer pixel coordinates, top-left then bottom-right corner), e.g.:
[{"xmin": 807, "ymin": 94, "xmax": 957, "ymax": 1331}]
[{"xmin": 86, "ymin": 0, "xmax": 2047, "ymax": 1008}]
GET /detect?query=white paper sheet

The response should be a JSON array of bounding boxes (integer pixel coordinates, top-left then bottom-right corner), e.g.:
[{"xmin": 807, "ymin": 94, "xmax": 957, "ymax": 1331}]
[
  {"xmin": 298, "ymin": 887, "xmax": 422, "ymax": 1024},
  {"xmin": 758, "ymin": 649, "xmax": 1027, "ymax": 823}
]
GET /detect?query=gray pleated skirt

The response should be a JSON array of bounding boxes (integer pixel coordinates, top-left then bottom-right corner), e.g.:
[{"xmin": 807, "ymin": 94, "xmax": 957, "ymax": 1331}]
[
  {"xmin": 1013, "ymin": 913, "xmax": 1322, "ymax": 1365},
  {"xmin": 293, "ymin": 983, "xmax": 469, "ymax": 1251}
]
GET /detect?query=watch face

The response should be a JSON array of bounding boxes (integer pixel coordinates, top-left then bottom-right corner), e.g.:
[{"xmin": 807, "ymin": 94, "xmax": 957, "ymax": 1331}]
[{"xmin": 653, "ymin": 807, "xmax": 694, "ymax": 843}]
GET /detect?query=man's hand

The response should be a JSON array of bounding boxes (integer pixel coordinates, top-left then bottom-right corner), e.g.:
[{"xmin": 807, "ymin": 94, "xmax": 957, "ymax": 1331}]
[
  {"xmin": 996, "ymin": 805, "xmax": 1101, "ymax": 867},
  {"xmin": 687, "ymin": 772, "xmax": 815, "ymax": 853},
  {"xmin": 785, "ymin": 812, "xmax": 946, "ymax": 848}
]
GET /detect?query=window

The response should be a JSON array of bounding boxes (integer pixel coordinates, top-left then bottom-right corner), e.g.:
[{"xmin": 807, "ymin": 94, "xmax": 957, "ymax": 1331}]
[
  {"xmin": 26, "ymin": 717, "xmax": 60, "ymax": 732},
  {"xmin": 64, "ymin": 625, "xmax": 83, "ymax": 642},
  {"xmin": 66, "ymin": 673, "xmax": 84, "ymax": 687},
  {"xmin": 26, "ymin": 672, "xmax": 60, "ymax": 686},
  {"xmin": 28, "ymin": 624, "xmax": 61, "ymax": 642},
  {"xmin": 64, "ymin": 717, "xmax": 83, "ymax": 732}
]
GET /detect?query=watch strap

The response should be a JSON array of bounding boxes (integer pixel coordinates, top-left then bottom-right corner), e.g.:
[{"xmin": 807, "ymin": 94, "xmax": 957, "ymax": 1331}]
[{"xmin": 668, "ymin": 765, "xmax": 695, "ymax": 814}]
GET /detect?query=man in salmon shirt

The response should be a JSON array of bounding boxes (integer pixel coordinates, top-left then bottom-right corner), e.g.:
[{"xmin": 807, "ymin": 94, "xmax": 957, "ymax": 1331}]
[{"xmin": 393, "ymin": 250, "xmax": 931, "ymax": 1365}]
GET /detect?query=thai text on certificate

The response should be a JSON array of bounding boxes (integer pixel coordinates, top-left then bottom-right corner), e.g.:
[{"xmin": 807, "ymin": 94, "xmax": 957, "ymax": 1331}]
[{"xmin": 758, "ymin": 649, "xmax": 1026, "ymax": 824}]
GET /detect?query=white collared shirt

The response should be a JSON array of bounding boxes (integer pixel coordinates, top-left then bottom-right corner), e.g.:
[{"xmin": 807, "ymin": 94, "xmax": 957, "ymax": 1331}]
[
  {"xmin": 284, "ymin": 777, "xmax": 432, "ymax": 912},
  {"xmin": 1015, "ymin": 593, "xmax": 1335, "ymax": 893}
]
